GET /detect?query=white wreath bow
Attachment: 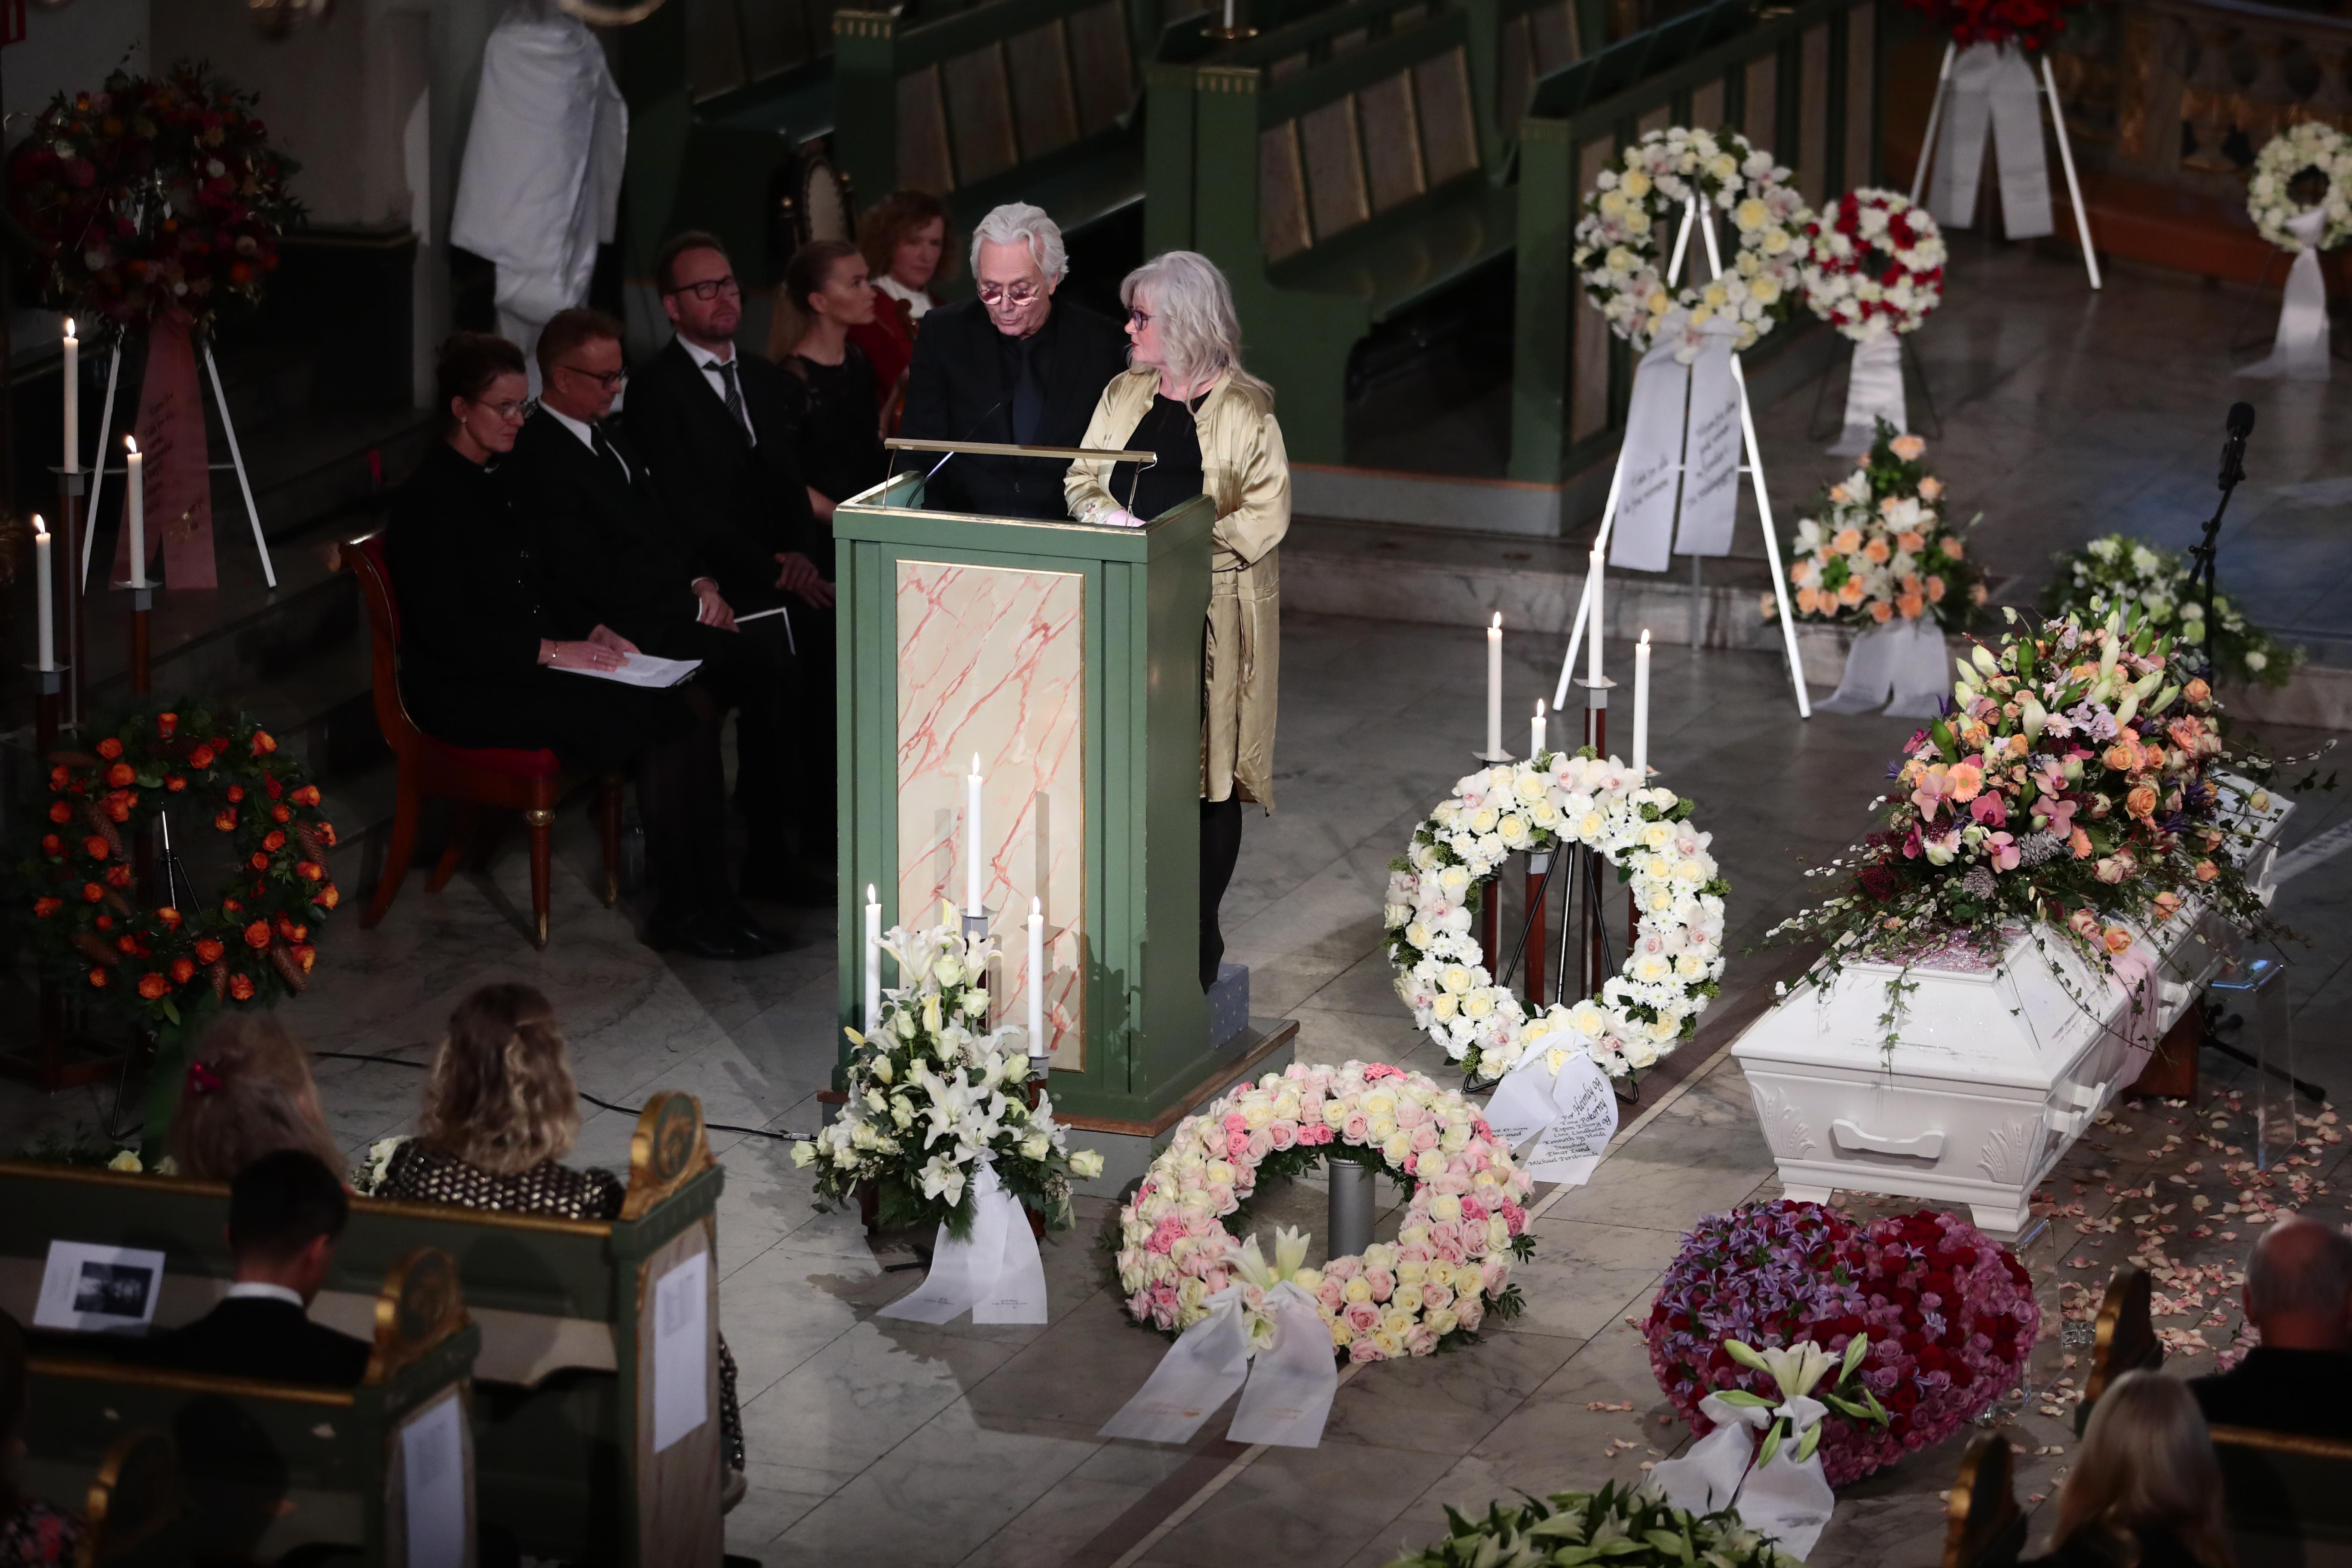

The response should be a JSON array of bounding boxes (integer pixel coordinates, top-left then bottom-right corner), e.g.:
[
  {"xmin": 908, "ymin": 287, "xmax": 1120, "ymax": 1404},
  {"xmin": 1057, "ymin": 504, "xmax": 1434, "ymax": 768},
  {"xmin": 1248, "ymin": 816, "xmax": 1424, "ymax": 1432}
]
[
  {"xmin": 1652, "ymin": 1341, "xmax": 1850, "ymax": 1559},
  {"xmin": 1100, "ymin": 1227, "xmax": 1340, "ymax": 1449}
]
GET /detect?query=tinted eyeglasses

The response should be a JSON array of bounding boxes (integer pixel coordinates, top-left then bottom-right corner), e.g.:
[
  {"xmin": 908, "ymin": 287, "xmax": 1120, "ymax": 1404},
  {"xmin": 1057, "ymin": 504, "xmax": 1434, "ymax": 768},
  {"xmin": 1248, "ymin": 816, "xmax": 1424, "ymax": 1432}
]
[{"xmin": 977, "ymin": 281, "xmax": 1043, "ymax": 307}]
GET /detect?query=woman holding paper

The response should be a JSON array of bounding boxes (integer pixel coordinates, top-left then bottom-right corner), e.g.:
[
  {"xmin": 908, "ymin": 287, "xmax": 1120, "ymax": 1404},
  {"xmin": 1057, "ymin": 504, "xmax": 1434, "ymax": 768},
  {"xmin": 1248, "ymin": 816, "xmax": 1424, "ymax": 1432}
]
[
  {"xmin": 1065, "ymin": 252, "xmax": 1290, "ymax": 989},
  {"xmin": 386, "ymin": 334, "xmax": 765, "ymax": 960}
]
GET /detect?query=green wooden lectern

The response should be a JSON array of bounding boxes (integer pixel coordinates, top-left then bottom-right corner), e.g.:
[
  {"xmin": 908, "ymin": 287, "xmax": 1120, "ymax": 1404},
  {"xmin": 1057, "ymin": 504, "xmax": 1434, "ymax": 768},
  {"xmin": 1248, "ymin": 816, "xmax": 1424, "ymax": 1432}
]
[{"xmin": 834, "ymin": 466, "xmax": 1292, "ymax": 1150}]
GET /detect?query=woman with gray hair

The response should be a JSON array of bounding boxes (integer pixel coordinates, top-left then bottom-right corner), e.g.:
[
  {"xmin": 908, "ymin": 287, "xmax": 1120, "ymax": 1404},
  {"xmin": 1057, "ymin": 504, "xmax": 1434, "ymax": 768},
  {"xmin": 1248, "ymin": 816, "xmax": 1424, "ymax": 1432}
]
[{"xmin": 1066, "ymin": 250, "xmax": 1290, "ymax": 992}]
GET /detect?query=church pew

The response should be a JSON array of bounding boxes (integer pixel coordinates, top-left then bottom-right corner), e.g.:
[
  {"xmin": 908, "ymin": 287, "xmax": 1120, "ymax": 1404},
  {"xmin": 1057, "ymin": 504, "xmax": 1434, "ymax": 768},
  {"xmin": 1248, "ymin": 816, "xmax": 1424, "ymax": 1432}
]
[
  {"xmin": 2209, "ymin": 1426, "xmax": 2352, "ymax": 1568},
  {"xmin": 1148, "ymin": 0, "xmax": 1522, "ymax": 463},
  {"xmin": 1509, "ymin": 0, "xmax": 1882, "ymax": 484},
  {"xmin": 18, "ymin": 1250, "xmax": 477, "ymax": 1566},
  {"xmin": 0, "ymin": 1093, "xmax": 724, "ymax": 1568},
  {"xmin": 2074, "ymin": 1263, "xmax": 2162, "ymax": 1436},
  {"xmin": 1942, "ymin": 1431, "xmax": 2026, "ymax": 1568},
  {"xmin": 832, "ymin": 0, "xmax": 1182, "ymax": 248}
]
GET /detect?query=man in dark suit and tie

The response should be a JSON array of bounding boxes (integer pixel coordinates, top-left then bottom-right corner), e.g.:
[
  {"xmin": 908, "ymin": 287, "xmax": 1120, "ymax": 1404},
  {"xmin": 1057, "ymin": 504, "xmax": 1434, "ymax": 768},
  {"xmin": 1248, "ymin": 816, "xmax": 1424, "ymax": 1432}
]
[
  {"xmin": 144, "ymin": 1150, "xmax": 372, "ymax": 1386},
  {"xmin": 624, "ymin": 233, "xmax": 836, "ymax": 903},
  {"xmin": 900, "ymin": 202, "xmax": 1131, "ymax": 519},
  {"xmin": 500, "ymin": 308, "xmax": 796, "ymax": 948}
]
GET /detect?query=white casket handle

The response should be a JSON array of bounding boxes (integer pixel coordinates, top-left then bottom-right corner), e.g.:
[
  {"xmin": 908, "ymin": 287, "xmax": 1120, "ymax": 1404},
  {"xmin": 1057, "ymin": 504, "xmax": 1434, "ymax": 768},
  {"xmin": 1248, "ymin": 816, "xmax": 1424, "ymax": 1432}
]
[{"xmin": 1829, "ymin": 1120, "xmax": 1945, "ymax": 1161}]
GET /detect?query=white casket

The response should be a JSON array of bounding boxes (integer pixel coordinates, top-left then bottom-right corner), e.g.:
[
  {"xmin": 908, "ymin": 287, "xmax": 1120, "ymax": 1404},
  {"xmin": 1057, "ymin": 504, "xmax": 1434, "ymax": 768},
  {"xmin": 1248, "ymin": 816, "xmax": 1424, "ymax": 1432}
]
[{"xmin": 1733, "ymin": 783, "xmax": 2293, "ymax": 1237}]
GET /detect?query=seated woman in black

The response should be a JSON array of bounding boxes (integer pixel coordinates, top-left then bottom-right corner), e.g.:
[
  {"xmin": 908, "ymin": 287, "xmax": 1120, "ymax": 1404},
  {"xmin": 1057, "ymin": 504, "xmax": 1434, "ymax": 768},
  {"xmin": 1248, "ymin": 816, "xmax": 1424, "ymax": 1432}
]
[
  {"xmin": 386, "ymin": 333, "xmax": 765, "ymax": 960},
  {"xmin": 779, "ymin": 239, "xmax": 891, "ymax": 522}
]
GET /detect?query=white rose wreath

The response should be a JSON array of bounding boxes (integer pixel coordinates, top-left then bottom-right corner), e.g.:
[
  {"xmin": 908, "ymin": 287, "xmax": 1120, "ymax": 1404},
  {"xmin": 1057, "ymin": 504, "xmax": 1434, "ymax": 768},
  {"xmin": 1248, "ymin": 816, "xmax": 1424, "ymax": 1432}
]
[
  {"xmin": 1115, "ymin": 1060, "xmax": 1536, "ymax": 1362},
  {"xmin": 1384, "ymin": 750, "xmax": 1727, "ymax": 1084},
  {"xmin": 1573, "ymin": 125, "xmax": 1813, "ymax": 357},
  {"xmin": 2249, "ymin": 121, "xmax": 2352, "ymax": 252}
]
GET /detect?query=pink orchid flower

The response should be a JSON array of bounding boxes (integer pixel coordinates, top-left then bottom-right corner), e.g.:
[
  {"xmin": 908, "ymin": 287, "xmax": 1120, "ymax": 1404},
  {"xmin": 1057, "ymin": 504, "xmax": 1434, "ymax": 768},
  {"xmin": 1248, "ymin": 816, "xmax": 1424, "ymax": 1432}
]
[
  {"xmin": 1986, "ymin": 832, "xmax": 2019, "ymax": 872},
  {"xmin": 1969, "ymin": 793, "xmax": 2007, "ymax": 827}
]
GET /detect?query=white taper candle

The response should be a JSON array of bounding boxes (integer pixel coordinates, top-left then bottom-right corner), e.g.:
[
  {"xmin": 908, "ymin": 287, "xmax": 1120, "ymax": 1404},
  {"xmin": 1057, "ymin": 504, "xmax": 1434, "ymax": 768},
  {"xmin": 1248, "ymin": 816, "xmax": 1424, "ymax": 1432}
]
[
  {"xmin": 1027, "ymin": 896, "xmax": 1046, "ymax": 1063},
  {"xmin": 125, "ymin": 437, "xmax": 144, "ymax": 589},
  {"xmin": 61, "ymin": 322, "xmax": 78, "ymax": 477},
  {"xmin": 34, "ymin": 518, "xmax": 55, "ymax": 673},
  {"xmin": 1485, "ymin": 613, "xmax": 1502, "ymax": 756},
  {"xmin": 1632, "ymin": 630, "xmax": 1652, "ymax": 777},
  {"xmin": 1586, "ymin": 547, "xmax": 1604, "ymax": 685},
  {"xmin": 965, "ymin": 753, "xmax": 984, "ymax": 916},
  {"xmin": 1531, "ymin": 699, "xmax": 1546, "ymax": 759},
  {"xmin": 863, "ymin": 884, "xmax": 882, "ymax": 1030}
]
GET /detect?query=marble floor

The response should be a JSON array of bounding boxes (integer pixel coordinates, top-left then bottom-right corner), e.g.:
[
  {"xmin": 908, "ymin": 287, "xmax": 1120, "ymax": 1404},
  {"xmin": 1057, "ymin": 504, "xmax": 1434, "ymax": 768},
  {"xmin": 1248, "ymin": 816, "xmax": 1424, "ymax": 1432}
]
[{"xmin": 4, "ymin": 235, "xmax": 2351, "ymax": 1568}]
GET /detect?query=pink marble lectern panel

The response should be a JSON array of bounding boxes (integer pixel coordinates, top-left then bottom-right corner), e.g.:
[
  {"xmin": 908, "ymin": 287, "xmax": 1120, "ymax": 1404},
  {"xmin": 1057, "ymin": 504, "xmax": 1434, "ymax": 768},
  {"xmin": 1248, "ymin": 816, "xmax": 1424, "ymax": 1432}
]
[{"xmin": 896, "ymin": 560, "xmax": 1086, "ymax": 1069}]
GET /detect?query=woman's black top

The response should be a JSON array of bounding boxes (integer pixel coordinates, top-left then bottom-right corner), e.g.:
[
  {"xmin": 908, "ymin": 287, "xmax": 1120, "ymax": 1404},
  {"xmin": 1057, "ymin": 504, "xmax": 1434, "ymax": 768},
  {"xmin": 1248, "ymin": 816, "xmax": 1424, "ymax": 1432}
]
[
  {"xmin": 1106, "ymin": 392, "xmax": 1205, "ymax": 524},
  {"xmin": 787, "ymin": 344, "xmax": 888, "ymax": 505},
  {"xmin": 384, "ymin": 439, "xmax": 686, "ymax": 774}
]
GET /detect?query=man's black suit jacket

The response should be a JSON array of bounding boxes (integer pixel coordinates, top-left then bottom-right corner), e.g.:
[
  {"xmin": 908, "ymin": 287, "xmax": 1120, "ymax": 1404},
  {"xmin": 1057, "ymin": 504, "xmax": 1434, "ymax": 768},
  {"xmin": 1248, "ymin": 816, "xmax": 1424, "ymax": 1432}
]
[
  {"xmin": 900, "ymin": 297, "xmax": 1130, "ymax": 518},
  {"xmin": 501, "ymin": 408, "xmax": 713, "ymax": 652},
  {"xmin": 145, "ymin": 1295, "xmax": 372, "ymax": 1386},
  {"xmin": 2190, "ymin": 1345, "xmax": 2352, "ymax": 1439},
  {"xmin": 621, "ymin": 339, "xmax": 816, "ymax": 602}
]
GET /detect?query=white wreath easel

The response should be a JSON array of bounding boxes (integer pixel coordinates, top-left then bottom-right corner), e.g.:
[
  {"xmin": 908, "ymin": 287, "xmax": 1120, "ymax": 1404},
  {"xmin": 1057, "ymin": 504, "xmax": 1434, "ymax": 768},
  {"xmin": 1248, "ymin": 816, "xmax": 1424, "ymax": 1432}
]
[
  {"xmin": 1554, "ymin": 198, "xmax": 1813, "ymax": 719},
  {"xmin": 76, "ymin": 336, "xmax": 277, "ymax": 591},
  {"xmin": 1908, "ymin": 40, "xmax": 2101, "ymax": 292}
]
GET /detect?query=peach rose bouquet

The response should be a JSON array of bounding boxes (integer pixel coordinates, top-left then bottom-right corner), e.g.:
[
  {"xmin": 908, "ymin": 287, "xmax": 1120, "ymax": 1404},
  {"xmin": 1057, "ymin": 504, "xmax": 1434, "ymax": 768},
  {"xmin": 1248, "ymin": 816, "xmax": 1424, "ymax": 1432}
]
[{"xmin": 1780, "ymin": 423, "xmax": 1987, "ymax": 632}]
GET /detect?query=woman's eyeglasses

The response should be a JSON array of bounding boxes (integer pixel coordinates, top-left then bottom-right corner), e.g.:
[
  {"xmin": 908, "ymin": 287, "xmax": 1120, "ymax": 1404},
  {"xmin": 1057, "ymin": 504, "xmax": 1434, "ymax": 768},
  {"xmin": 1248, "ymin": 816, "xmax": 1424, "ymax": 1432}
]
[
  {"xmin": 478, "ymin": 398, "xmax": 530, "ymax": 422},
  {"xmin": 1127, "ymin": 308, "xmax": 1152, "ymax": 329}
]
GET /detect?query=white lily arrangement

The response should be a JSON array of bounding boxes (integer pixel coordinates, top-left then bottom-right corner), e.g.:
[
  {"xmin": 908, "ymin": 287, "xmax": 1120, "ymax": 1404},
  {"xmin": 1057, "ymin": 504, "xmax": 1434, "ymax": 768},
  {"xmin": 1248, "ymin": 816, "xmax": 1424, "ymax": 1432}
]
[
  {"xmin": 1709, "ymin": 1336, "xmax": 1889, "ymax": 1468},
  {"xmin": 795, "ymin": 919, "xmax": 1104, "ymax": 1237}
]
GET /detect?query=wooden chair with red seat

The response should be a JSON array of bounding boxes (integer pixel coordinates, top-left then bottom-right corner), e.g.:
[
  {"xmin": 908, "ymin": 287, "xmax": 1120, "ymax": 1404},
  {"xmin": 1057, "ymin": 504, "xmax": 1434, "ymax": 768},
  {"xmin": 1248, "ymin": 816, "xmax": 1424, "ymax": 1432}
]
[{"xmin": 344, "ymin": 533, "xmax": 623, "ymax": 948}]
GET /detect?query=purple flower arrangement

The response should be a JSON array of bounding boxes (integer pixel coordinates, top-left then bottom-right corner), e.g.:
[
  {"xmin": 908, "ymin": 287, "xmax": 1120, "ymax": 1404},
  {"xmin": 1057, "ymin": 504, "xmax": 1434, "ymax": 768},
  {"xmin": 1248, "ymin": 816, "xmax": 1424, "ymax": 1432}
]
[{"xmin": 1644, "ymin": 1200, "xmax": 2038, "ymax": 1486}]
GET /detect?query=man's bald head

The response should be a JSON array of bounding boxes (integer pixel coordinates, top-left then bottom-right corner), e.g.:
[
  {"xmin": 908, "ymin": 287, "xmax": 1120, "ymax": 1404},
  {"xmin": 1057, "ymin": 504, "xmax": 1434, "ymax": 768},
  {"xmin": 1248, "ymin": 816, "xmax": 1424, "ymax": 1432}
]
[{"xmin": 2246, "ymin": 1214, "xmax": 2352, "ymax": 1351}]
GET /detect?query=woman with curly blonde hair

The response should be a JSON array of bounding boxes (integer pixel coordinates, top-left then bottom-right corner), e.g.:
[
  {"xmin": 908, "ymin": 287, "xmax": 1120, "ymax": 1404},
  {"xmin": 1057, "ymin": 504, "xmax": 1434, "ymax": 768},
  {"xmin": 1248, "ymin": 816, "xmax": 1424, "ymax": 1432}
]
[
  {"xmin": 168, "ymin": 1014, "xmax": 345, "ymax": 1183},
  {"xmin": 374, "ymin": 983, "xmax": 749, "ymax": 1501}
]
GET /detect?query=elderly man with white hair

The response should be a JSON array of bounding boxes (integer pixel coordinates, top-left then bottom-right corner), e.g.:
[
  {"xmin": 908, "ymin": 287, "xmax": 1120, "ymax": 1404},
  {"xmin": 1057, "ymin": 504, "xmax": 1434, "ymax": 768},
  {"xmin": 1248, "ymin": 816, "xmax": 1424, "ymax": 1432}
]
[
  {"xmin": 2190, "ymin": 1211, "xmax": 2352, "ymax": 1438},
  {"xmin": 900, "ymin": 202, "xmax": 1130, "ymax": 518}
]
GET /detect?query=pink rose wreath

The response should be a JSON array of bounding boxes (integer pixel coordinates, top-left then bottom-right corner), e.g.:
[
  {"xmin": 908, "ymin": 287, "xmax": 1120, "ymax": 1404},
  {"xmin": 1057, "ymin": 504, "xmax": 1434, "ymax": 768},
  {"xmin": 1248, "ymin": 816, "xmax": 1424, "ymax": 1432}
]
[{"xmin": 1114, "ymin": 1060, "xmax": 1537, "ymax": 1362}]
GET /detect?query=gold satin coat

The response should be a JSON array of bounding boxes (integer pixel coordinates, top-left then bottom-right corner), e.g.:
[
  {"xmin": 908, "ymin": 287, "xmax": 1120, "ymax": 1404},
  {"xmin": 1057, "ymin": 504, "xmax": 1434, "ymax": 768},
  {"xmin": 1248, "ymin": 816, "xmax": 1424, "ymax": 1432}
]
[{"xmin": 1066, "ymin": 367, "xmax": 1289, "ymax": 809}]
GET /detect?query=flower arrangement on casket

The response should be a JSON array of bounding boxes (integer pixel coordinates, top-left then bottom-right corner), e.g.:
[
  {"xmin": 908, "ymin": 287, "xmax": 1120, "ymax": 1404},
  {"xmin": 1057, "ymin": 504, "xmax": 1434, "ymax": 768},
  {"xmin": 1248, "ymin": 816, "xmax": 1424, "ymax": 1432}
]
[
  {"xmin": 1386, "ymin": 1480, "xmax": 1800, "ymax": 1568},
  {"xmin": 2247, "ymin": 122, "xmax": 2352, "ymax": 254},
  {"xmin": 793, "ymin": 919, "xmax": 1103, "ymax": 1236},
  {"xmin": 1801, "ymin": 188, "xmax": 1947, "ymax": 340},
  {"xmin": 1782, "ymin": 424, "xmax": 1988, "ymax": 631},
  {"xmin": 2041, "ymin": 533, "xmax": 2299, "ymax": 690},
  {"xmin": 1574, "ymin": 126, "xmax": 1814, "ymax": 358},
  {"xmin": 1767, "ymin": 605, "xmax": 2290, "ymax": 1032},
  {"xmin": 1903, "ymin": 0, "xmax": 2086, "ymax": 51},
  {"xmin": 1114, "ymin": 1061, "xmax": 1534, "ymax": 1362},
  {"xmin": 3, "ymin": 63, "xmax": 301, "ymax": 336},
  {"xmin": 1643, "ymin": 1200, "xmax": 2037, "ymax": 1485},
  {"xmin": 1383, "ymin": 750, "xmax": 1727, "ymax": 1085}
]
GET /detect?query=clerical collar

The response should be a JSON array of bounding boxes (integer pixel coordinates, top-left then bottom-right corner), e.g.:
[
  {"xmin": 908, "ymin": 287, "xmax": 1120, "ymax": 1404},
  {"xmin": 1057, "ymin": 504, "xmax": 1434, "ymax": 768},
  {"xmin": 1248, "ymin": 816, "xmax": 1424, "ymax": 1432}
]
[
  {"xmin": 679, "ymin": 336, "xmax": 736, "ymax": 368},
  {"xmin": 540, "ymin": 403, "xmax": 602, "ymax": 454}
]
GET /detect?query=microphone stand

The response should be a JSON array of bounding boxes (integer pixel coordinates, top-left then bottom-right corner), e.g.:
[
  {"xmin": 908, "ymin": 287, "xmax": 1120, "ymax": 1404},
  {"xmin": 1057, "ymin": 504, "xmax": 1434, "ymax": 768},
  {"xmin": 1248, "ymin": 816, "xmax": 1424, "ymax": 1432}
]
[{"xmin": 2185, "ymin": 419, "xmax": 2251, "ymax": 629}]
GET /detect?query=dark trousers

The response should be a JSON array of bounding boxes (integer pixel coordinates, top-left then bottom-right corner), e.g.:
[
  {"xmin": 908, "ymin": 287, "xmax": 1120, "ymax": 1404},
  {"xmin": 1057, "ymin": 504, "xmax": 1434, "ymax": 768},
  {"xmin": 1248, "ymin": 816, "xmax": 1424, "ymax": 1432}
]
[
  {"xmin": 784, "ymin": 602, "xmax": 838, "ymax": 867},
  {"xmin": 638, "ymin": 687, "xmax": 735, "ymax": 916},
  {"xmin": 1200, "ymin": 795, "xmax": 1243, "ymax": 990},
  {"xmin": 643, "ymin": 617, "xmax": 800, "ymax": 868}
]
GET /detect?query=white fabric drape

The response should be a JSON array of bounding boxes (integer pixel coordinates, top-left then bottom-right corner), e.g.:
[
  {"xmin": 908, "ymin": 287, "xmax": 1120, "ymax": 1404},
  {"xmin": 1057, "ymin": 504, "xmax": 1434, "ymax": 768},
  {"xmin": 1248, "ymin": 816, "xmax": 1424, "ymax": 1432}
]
[
  {"xmin": 1815, "ymin": 616, "xmax": 1950, "ymax": 717},
  {"xmin": 1101, "ymin": 1280, "xmax": 1340, "ymax": 1448},
  {"xmin": 1653, "ymin": 1391, "xmax": 1837, "ymax": 1559},
  {"xmin": 450, "ymin": 0, "xmax": 627, "ymax": 377},
  {"xmin": 876, "ymin": 1160, "xmax": 1050, "ymax": 1325},
  {"xmin": 1930, "ymin": 43, "xmax": 2053, "ymax": 241},
  {"xmin": 2240, "ymin": 208, "xmax": 2332, "ymax": 382},
  {"xmin": 1831, "ymin": 333, "xmax": 1908, "ymax": 456},
  {"xmin": 1673, "ymin": 330, "xmax": 1744, "ymax": 558},
  {"xmin": 1484, "ymin": 1052, "xmax": 1618, "ymax": 1186},
  {"xmin": 1609, "ymin": 328, "xmax": 1694, "ymax": 573}
]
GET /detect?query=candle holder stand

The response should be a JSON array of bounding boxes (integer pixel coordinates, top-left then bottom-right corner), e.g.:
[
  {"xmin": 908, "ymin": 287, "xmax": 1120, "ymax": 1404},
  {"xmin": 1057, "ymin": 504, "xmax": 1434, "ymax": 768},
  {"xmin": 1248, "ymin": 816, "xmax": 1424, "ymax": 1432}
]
[
  {"xmin": 30, "ymin": 667, "xmax": 66, "ymax": 759},
  {"xmin": 128, "ymin": 587, "xmax": 153, "ymax": 695},
  {"xmin": 53, "ymin": 469, "xmax": 86, "ymax": 726}
]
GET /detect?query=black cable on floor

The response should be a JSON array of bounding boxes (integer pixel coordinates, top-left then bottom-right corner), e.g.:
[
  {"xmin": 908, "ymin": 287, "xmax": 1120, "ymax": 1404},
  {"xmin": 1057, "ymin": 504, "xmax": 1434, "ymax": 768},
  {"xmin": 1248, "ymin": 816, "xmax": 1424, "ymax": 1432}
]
[{"xmin": 309, "ymin": 1050, "xmax": 811, "ymax": 1144}]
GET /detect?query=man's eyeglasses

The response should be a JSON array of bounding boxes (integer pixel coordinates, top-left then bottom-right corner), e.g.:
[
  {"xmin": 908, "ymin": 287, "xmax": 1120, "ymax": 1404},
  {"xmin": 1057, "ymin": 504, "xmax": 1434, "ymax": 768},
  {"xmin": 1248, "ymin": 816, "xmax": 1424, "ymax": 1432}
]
[
  {"xmin": 977, "ymin": 282, "xmax": 1043, "ymax": 307},
  {"xmin": 556, "ymin": 363, "xmax": 627, "ymax": 391},
  {"xmin": 666, "ymin": 275, "xmax": 742, "ymax": 302}
]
